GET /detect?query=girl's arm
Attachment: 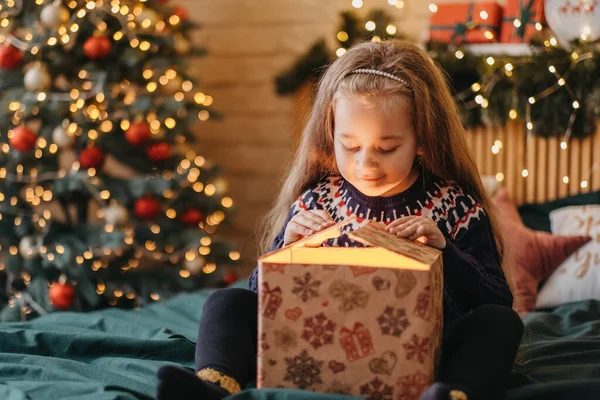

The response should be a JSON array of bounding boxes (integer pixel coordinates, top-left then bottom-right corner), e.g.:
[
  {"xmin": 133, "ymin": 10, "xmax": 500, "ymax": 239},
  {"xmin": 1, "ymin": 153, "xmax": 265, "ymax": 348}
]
[
  {"xmin": 248, "ymin": 188, "xmax": 324, "ymax": 292},
  {"xmin": 442, "ymin": 207, "xmax": 513, "ymax": 313}
]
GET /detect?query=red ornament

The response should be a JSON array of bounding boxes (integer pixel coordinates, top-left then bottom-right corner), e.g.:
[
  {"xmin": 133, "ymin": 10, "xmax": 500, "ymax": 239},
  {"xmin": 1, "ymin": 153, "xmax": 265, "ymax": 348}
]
[
  {"xmin": 173, "ymin": 6, "xmax": 188, "ymax": 20},
  {"xmin": 135, "ymin": 197, "xmax": 162, "ymax": 220},
  {"xmin": 147, "ymin": 142, "xmax": 171, "ymax": 161},
  {"xmin": 79, "ymin": 147, "xmax": 106, "ymax": 169},
  {"xmin": 0, "ymin": 44, "xmax": 23, "ymax": 70},
  {"xmin": 224, "ymin": 271, "xmax": 237, "ymax": 285},
  {"xmin": 10, "ymin": 126, "xmax": 37, "ymax": 152},
  {"xmin": 180, "ymin": 208, "xmax": 203, "ymax": 225},
  {"xmin": 125, "ymin": 122, "xmax": 151, "ymax": 146},
  {"xmin": 83, "ymin": 35, "xmax": 111, "ymax": 59},
  {"xmin": 49, "ymin": 282, "xmax": 75, "ymax": 310}
]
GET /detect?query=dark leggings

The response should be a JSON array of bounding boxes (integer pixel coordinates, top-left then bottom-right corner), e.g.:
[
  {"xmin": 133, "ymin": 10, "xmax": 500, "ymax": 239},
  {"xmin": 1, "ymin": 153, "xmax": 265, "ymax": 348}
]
[{"xmin": 195, "ymin": 288, "xmax": 524, "ymax": 400}]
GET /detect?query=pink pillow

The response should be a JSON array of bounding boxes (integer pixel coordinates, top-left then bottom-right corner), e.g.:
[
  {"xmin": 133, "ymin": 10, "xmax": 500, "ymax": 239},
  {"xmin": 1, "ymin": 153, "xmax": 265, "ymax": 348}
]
[{"xmin": 491, "ymin": 189, "xmax": 591, "ymax": 314}]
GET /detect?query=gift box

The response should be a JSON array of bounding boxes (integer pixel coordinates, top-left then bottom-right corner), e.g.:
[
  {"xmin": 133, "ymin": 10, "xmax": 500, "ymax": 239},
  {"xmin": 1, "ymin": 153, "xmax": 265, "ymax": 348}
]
[
  {"xmin": 500, "ymin": 0, "xmax": 545, "ymax": 43},
  {"xmin": 257, "ymin": 219, "xmax": 444, "ymax": 400},
  {"xmin": 429, "ymin": 2, "xmax": 503, "ymax": 44}
]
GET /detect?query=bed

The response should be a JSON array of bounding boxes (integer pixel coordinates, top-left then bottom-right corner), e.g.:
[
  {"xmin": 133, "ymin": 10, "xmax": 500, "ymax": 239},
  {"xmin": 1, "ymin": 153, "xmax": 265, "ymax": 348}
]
[
  {"xmin": 0, "ymin": 190, "xmax": 598, "ymax": 399},
  {"xmin": 0, "ymin": 285, "xmax": 599, "ymax": 400}
]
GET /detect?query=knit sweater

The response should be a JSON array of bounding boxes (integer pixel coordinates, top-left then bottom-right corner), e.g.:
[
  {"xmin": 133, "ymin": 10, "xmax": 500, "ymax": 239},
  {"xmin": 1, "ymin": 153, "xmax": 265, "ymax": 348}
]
[{"xmin": 249, "ymin": 173, "xmax": 513, "ymax": 323}]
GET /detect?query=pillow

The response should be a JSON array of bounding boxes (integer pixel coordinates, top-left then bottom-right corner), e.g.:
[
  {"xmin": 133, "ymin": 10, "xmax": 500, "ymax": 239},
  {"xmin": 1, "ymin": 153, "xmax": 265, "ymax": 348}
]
[
  {"xmin": 491, "ymin": 188, "xmax": 591, "ymax": 314},
  {"xmin": 536, "ymin": 205, "xmax": 600, "ymax": 308},
  {"xmin": 517, "ymin": 190, "xmax": 600, "ymax": 232}
]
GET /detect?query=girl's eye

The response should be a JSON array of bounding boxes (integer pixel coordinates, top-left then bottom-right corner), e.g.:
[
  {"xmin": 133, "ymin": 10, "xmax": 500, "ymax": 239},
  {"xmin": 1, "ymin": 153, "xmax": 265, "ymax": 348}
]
[
  {"xmin": 343, "ymin": 145, "xmax": 360, "ymax": 152},
  {"xmin": 378, "ymin": 147, "xmax": 399, "ymax": 154}
]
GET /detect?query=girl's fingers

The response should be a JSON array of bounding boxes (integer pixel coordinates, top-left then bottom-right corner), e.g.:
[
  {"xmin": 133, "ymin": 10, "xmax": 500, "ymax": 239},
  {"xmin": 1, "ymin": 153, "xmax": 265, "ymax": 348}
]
[
  {"xmin": 288, "ymin": 220, "xmax": 314, "ymax": 236},
  {"xmin": 386, "ymin": 216, "xmax": 416, "ymax": 231},
  {"xmin": 409, "ymin": 226, "xmax": 431, "ymax": 241},
  {"xmin": 395, "ymin": 223, "xmax": 420, "ymax": 238},
  {"xmin": 293, "ymin": 215, "xmax": 322, "ymax": 233},
  {"xmin": 390, "ymin": 216, "xmax": 424, "ymax": 233},
  {"xmin": 302, "ymin": 211, "xmax": 333, "ymax": 228}
]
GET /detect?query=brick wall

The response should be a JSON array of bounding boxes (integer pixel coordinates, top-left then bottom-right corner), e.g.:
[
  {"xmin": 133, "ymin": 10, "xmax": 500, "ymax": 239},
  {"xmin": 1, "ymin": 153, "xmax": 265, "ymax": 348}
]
[{"xmin": 180, "ymin": 0, "xmax": 457, "ymax": 271}]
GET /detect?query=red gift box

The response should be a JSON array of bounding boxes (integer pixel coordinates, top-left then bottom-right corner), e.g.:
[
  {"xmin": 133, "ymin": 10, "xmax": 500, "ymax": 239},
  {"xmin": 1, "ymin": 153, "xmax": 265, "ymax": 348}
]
[
  {"xmin": 500, "ymin": 0, "xmax": 546, "ymax": 43},
  {"xmin": 429, "ymin": 2, "xmax": 503, "ymax": 44}
]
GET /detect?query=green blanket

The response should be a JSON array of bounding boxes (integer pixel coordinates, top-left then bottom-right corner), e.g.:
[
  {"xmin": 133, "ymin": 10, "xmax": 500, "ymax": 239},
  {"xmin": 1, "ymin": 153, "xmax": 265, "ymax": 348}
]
[{"xmin": 0, "ymin": 284, "xmax": 599, "ymax": 399}]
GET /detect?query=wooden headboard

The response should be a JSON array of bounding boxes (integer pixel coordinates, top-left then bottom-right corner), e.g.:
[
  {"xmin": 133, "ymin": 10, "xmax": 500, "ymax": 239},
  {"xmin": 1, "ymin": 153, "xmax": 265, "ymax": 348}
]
[
  {"xmin": 466, "ymin": 121, "xmax": 599, "ymax": 205},
  {"xmin": 291, "ymin": 83, "xmax": 599, "ymax": 205}
]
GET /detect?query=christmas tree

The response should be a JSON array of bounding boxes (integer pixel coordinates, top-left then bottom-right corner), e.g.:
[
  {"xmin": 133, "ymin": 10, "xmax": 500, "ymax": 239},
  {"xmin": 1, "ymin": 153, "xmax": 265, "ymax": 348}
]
[{"xmin": 0, "ymin": 0, "xmax": 239, "ymax": 322}]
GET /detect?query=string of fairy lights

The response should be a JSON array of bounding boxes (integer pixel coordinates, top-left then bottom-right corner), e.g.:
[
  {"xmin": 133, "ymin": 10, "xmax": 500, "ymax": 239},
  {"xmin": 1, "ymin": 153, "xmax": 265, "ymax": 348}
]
[
  {"xmin": 0, "ymin": 0, "xmax": 238, "ymax": 310},
  {"xmin": 345, "ymin": 0, "xmax": 598, "ymax": 190},
  {"xmin": 351, "ymin": 0, "xmax": 405, "ymax": 10}
]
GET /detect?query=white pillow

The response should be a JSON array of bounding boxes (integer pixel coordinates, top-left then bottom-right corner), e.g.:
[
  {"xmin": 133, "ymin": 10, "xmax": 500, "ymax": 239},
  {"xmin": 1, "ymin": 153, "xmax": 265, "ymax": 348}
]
[{"xmin": 536, "ymin": 205, "xmax": 600, "ymax": 308}]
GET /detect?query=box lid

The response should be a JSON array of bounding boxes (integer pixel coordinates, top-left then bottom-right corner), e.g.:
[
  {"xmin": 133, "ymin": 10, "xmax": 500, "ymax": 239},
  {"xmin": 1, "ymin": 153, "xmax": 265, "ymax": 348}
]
[
  {"xmin": 349, "ymin": 221, "xmax": 442, "ymax": 266},
  {"xmin": 260, "ymin": 218, "xmax": 441, "ymax": 269}
]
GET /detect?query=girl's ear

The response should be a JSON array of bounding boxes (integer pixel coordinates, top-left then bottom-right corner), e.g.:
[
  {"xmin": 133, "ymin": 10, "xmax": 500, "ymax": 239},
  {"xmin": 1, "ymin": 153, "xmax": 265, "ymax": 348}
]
[{"xmin": 416, "ymin": 148, "xmax": 424, "ymax": 156}]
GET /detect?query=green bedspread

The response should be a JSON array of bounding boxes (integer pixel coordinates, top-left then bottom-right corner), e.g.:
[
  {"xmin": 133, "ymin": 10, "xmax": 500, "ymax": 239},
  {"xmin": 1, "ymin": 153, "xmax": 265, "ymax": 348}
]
[{"xmin": 0, "ymin": 283, "xmax": 599, "ymax": 400}]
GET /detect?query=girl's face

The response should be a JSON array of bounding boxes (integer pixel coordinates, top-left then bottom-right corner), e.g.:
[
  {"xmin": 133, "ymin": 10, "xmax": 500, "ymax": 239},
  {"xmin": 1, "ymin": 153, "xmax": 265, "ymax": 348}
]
[{"xmin": 333, "ymin": 94, "xmax": 421, "ymax": 197}]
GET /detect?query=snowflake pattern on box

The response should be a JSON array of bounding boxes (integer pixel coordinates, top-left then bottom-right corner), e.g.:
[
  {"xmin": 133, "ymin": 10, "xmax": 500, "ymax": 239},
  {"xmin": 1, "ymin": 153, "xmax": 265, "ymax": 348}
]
[
  {"xmin": 397, "ymin": 371, "xmax": 430, "ymax": 400},
  {"xmin": 284, "ymin": 349, "xmax": 324, "ymax": 389},
  {"xmin": 329, "ymin": 279, "xmax": 370, "ymax": 312},
  {"xmin": 274, "ymin": 326, "xmax": 298, "ymax": 352},
  {"xmin": 292, "ymin": 272, "xmax": 321, "ymax": 302},
  {"xmin": 302, "ymin": 312, "xmax": 336, "ymax": 350},
  {"xmin": 359, "ymin": 377, "xmax": 394, "ymax": 400},
  {"xmin": 377, "ymin": 306, "xmax": 410, "ymax": 337},
  {"xmin": 403, "ymin": 334, "xmax": 430, "ymax": 364}
]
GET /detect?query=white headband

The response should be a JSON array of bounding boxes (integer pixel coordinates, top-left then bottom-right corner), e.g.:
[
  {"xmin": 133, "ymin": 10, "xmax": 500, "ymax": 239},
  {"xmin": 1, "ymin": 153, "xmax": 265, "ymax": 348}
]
[{"xmin": 350, "ymin": 68, "xmax": 412, "ymax": 90}]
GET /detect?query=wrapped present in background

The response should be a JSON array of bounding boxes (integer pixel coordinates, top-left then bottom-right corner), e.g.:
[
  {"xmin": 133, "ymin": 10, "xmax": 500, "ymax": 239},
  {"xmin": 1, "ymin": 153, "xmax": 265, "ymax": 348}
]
[
  {"xmin": 500, "ymin": 0, "xmax": 546, "ymax": 43},
  {"xmin": 429, "ymin": 2, "xmax": 503, "ymax": 44},
  {"xmin": 257, "ymin": 220, "xmax": 444, "ymax": 400}
]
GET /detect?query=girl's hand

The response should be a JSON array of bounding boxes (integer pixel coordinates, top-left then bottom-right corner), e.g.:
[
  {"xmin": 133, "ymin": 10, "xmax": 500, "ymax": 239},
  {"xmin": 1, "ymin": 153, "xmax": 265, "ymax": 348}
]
[
  {"xmin": 386, "ymin": 215, "xmax": 447, "ymax": 249},
  {"xmin": 284, "ymin": 210, "xmax": 335, "ymax": 246}
]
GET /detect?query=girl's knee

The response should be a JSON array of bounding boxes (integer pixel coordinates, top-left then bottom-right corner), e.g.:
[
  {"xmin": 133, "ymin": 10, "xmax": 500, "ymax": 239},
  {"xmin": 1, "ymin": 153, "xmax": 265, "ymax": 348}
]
[
  {"xmin": 204, "ymin": 288, "xmax": 257, "ymax": 311},
  {"xmin": 472, "ymin": 304, "xmax": 524, "ymax": 338}
]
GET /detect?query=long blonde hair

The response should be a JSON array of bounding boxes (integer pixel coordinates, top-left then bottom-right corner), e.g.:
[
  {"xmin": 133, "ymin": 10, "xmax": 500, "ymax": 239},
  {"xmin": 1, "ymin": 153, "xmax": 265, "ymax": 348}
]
[{"xmin": 259, "ymin": 40, "xmax": 513, "ymax": 291}]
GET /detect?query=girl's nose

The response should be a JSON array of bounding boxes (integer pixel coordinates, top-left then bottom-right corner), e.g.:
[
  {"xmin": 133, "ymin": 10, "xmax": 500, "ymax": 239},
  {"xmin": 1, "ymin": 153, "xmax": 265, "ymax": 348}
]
[{"xmin": 357, "ymin": 152, "xmax": 378, "ymax": 169}]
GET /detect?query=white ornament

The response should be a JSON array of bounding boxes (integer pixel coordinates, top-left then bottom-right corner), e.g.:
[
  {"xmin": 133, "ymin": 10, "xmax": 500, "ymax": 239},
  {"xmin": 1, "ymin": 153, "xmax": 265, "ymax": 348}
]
[
  {"xmin": 24, "ymin": 64, "xmax": 51, "ymax": 92},
  {"xmin": 19, "ymin": 236, "xmax": 42, "ymax": 260},
  {"xmin": 545, "ymin": 0, "xmax": 600, "ymax": 45},
  {"xmin": 40, "ymin": 3, "xmax": 70, "ymax": 30},
  {"xmin": 52, "ymin": 125, "xmax": 74, "ymax": 149},
  {"xmin": 184, "ymin": 255, "xmax": 206, "ymax": 275},
  {"xmin": 104, "ymin": 204, "xmax": 129, "ymax": 226}
]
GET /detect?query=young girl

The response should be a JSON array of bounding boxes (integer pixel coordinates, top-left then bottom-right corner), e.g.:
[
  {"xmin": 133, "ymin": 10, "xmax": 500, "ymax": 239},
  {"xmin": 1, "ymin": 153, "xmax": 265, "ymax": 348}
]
[{"xmin": 157, "ymin": 40, "xmax": 524, "ymax": 400}]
